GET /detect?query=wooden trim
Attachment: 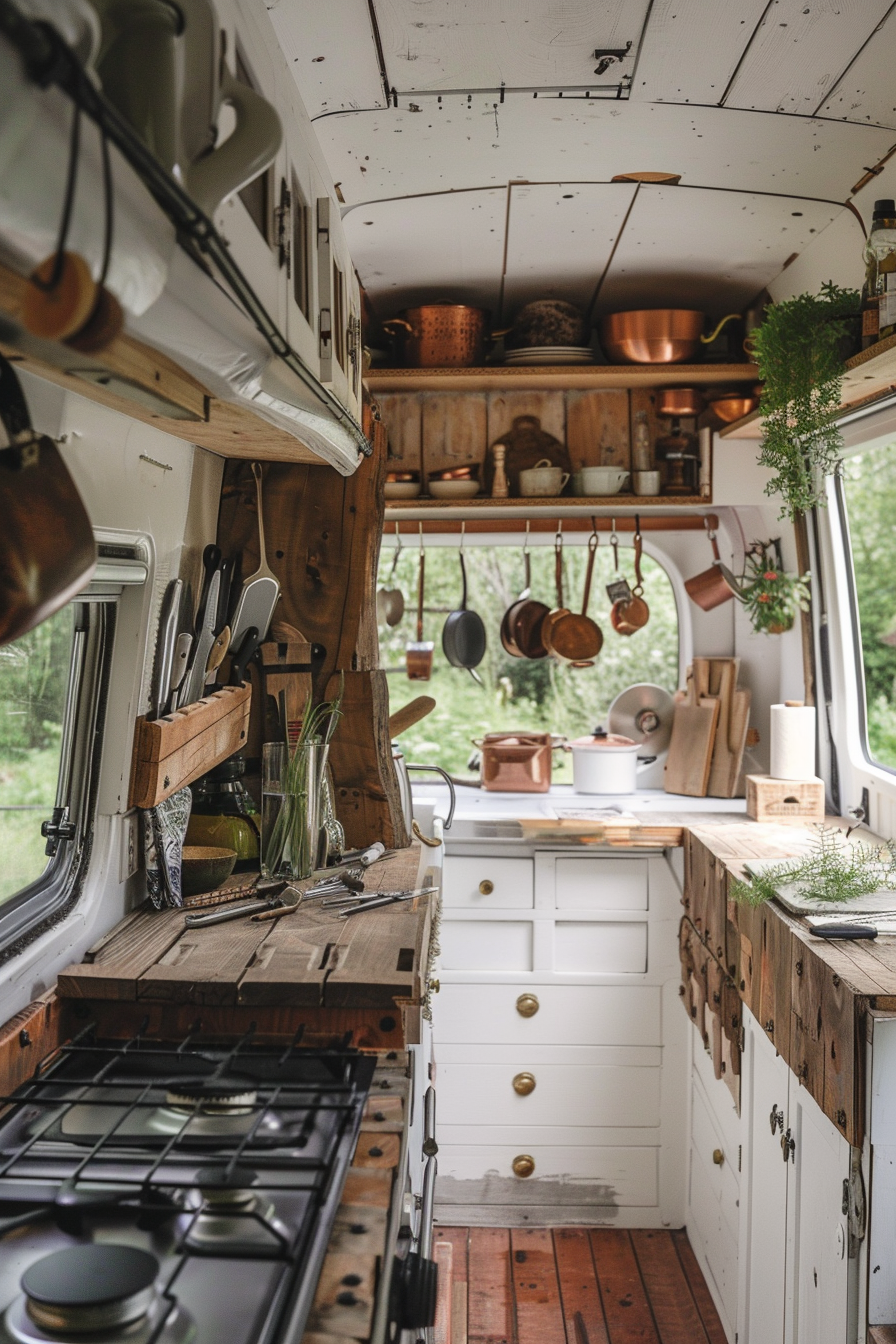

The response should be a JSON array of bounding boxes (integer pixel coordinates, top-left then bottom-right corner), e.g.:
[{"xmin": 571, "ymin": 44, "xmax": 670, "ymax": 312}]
[
  {"xmin": 129, "ymin": 683, "xmax": 251, "ymax": 809},
  {"xmin": 385, "ymin": 493, "xmax": 707, "ymax": 511},
  {"xmin": 383, "ymin": 513, "xmax": 718, "ymax": 534},
  {"xmin": 367, "ymin": 363, "xmax": 758, "ymax": 393}
]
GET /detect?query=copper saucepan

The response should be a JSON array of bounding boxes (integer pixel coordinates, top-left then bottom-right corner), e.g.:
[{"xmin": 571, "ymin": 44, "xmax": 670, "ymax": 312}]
[
  {"xmin": 548, "ymin": 531, "xmax": 604, "ymax": 668},
  {"xmin": 610, "ymin": 521, "xmax": 650, "ymax": 636},
  {"xmin": 684, "ymin": 526, "xmax": 741, "ymax": 611},
  {"xmin": 383, "ymin": 304, "xmax": 489, "ymax": 367},
  {"xmin": 540, "ymin": 529, "xmax": 571, "ymax": 658},
  {"xmin": 600, "ymin": 310, "xmax": 741, "ymax": 365}
]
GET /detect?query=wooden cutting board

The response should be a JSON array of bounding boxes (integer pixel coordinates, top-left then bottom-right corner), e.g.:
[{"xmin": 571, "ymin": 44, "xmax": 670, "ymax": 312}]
[{"xmin": 664, "ymin": 697, "xmax": 720, "ymax": 797}]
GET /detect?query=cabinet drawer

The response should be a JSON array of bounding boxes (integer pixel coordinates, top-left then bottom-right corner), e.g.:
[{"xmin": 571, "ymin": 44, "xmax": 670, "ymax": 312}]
[
  {"xmin": 690, "ymin": 1079, "xmax": 739, "ymax": 1242},
  {"xmin": 436, "ymin": 1143, "xmax": 658, "ymax": 1207},
  {"xmin": 439, "ymin": 921, "xmax": 533, "ymax": 972},
  {"xmin": 437, "ymin": 1061, "xmax": 661, "ymax": 1129},
  {"xmin": 688, "ymin": 1145, "xmax": 738, "ymax": 1337},
  {"xmin": 433, "ymin": 984, "xmax": 661, "ymax": 1046},
  {"xmin": 443, "ymin": 856, "xmax": 534, "ymax": 908},
  {"xmin": 692, "ymin": 1026, "xmax": 741, "ymax": 1159},
  {"xmin": 553, "ymin": 857, "xmax": 648, "ymax": 910},
  {"xmin": 555, "ymin": 921, "xmax": 647, "ymax": 973}
]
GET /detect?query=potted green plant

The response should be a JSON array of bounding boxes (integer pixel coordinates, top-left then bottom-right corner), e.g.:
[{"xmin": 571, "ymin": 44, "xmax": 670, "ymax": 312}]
[
  {"xmin": 739, "ymin": 540, "xmax": 810, "ymax": 635},
  {"xmin": 751, "ymin": 282, "xmax": 861, "ymax": 520}
]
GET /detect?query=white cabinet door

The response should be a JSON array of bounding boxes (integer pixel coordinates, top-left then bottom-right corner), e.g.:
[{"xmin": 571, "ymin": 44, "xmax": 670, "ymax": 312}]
[
  {"xmin": 786, "ymin": 1088, "xmax": 851, "ymax": 1344},
  {"xmin": 742, "ymin": 1011, "xmax": 789, "ymax": 1344}
]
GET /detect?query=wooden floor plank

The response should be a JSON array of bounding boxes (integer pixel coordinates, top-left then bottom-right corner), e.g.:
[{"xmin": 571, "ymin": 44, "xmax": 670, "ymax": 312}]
[
  {"xmin": 468, "ymin": 1227, "xmax": 513, "ymax": 1344},
  {"xmin": 511, "ymin": 1228, "xmax": 566, "ymax": 1344},
  {"xmin": 436, "ymin": 1226, "xmax": 470, "ymax": 1282},
  {"xmin": 553, "ymin": 1228, "xmax": 610, "ymax": 1344},
  {"xmin": 631, "ymin": 1230, "xmax": 708, "ymax": 1344},
  {"xmin": 590, "ymin": 1230, "xmax": 660, "ymax": 1344},
  {"xmin": 671, "ymin": 1231, "xmax": 728, "ymax": 1344}
]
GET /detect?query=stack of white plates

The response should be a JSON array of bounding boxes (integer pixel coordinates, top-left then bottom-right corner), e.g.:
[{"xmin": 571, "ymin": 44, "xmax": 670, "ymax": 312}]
[{"xmin": 504, "ymin": 345, "xmax": 594, "ymax": 366}]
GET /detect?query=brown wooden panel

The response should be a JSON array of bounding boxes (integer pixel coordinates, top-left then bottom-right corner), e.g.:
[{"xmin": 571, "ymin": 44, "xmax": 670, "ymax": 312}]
[
  {"xmin": 553, "ymin": 1227, "xmax": 610, "ymax": 1344},
  {"xmin": 421, "ymin": 393, "xmax": 487, "ymax": 483},
  {"xmin": 671, "ymin": 1231, "xmax": 728, "ymax": 1344},
  {"xmin": 590, "ymin": 1229, "xmax": 660, "ymax": 1344},
  {"xmin": 435, "ymin": 1227, "xmax": 469, "ymax": 1284},
  {"xmin": 327, "ymin": 670, "xmax": 409, "ymax": 851},
  {"xmin": 352, "ymin": 1132, "xmax": 400, "ymax": 1169},
  {"xmin": 0, "ymin": 997, "xmax": 63, "ymax": 1099},
  {"xmin": 129, "ymin": 684, "xmax": 251, "ymax": 809},
  {"xmin": 823, "ymin": 964, "xmax": 862, "ymax": 1145},
  {"xmin": 137, "ymin": 921, "xmax": 277, "ymax": 1005},
  {"xmin": 376, "ymin": 391, "xmax": 423, "ymax": 471},
  {"xmin": 566, "ymin": 390, "xmax": 631, "ymax": 470},
  {"xmin": 325, "ymin": 1203, "xmax": 388, "ymax": 1257},
  {"xmin": 57, "ymin": 905, "xmax": 187, "ymax": 1000},
  {"xmin": 307, "ymin": 1251, "xmax": 377, "ymax": 1338},
  {"xmin": 325, "ymin": 898, "xmax": 431, "ymax": 1010},
  {"xmin": 759, "ymin": 904, "xmax": 793, "ymax": 1051},
  {"xmin": 790, "ymin": 936, "xmax": 827, "ymax": 1109},
  {"xmin": 631, "ymin": 1228, "xmax": 709, "ymax": 1344},
  {"xmin": 236, "ymin": 921, "xmax": 333, "ymax": 1008},
  {"xmin": 467, "ymin": 1227, "xmax": 512, "ymax": 1344},
  {"xmin": 341, "ymin": 1167, "xmax": 393, "ymax": 1208},
  {"xmin": 510, "ymin": 1229, "xmax": 565, "ymax": 1344}
]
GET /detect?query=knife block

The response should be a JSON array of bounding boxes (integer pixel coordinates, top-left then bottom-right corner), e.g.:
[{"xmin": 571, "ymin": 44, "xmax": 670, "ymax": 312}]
[{"xmin": 129, "ymin": 684, "xmax": 252, "ymax": 809}]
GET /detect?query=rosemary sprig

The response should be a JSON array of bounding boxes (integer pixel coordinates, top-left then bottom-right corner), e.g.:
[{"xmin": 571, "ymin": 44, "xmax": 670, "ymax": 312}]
[{"xmin": 731, "ymin": 824, "xmax": 896, "ymax": 907}]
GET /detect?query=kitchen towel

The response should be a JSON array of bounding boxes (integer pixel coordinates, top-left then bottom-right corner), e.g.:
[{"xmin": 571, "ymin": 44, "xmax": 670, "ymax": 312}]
[{"xmin": 769, "ymin": 702, "xmax": 816, "ymax": 780}]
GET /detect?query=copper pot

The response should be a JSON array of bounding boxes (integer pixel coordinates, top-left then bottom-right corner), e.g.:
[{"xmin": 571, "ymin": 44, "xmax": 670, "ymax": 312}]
[
  {"xmin": 600, "ymin": 310, "xmax": 740, "ymax": 365},
  {"xmin": 472, "ymin": 732, "xmax": 556, "ymax": 793},
  {"xmin": 384, "ymin": 304, "xmax": 489, "ymax": 367},
  {"xmin": 657, "ymin": 387, "xmax": 705, "ymax": 418},
  {"xmin": 428, "ymin": 462, "xmax": 480, "ymax": 482},
  {"xmin": 709, "ymin": 394, "xmax": 760, "ymax": 423},
  {"xmin": 684, "ymin": 528, "xmax": 741, "ymax": 611}
]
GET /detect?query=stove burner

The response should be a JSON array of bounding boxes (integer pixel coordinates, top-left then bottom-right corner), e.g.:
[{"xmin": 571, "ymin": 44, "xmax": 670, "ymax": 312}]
[
  {"xmin": 183, "ymin": 1163, "xmax": 291, "ymax": 1255},
  {"xmin": 23, "ymin": 1245, "xmax": 157, "ymax": 1333},
  {"xmin": 164, "ymin": 1078, "xmax": 258, "ymax": 1116}
]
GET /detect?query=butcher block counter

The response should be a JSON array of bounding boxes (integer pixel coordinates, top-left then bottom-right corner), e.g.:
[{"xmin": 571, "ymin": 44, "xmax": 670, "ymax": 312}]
[{"xmin": 51, "ymin": 842, "xmax": 439, "ymax": 1051}]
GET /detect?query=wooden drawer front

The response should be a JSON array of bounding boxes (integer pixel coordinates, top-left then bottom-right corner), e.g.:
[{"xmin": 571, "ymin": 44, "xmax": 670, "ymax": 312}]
[
  {"xmin": 436, "ymin": 1143, "xmax": 658, "ymax": 1206},
  {"xmin": 443, "ymin": 856, "xmax": 534, "ymax": 908},
  {"xmin": 439, "ymin": 921, "xmax": 533, "ymax": 972},
  {"xmin": 438, "ymin": 1061, "xmax": 660, "ymax": 1129},
  {"xmin": 554, "ymin": 921, "xmax": 648, "ymax": 974},
  {"xmin": 433, "ymin": 984, "xmax": 661, "ymax": 1046},
  {"xmin": 554, "ymin": 857, "xmax": 648, "ymax": 910},
  {"xmin": 690, "ymin": 1078, "xmax": 739, "ymax": 1242}
]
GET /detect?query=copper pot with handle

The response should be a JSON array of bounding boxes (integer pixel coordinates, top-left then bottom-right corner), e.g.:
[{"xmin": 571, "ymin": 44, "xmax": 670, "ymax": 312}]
[
  {"xmin": 684, "ymin": 523, "xmax": 742, "ymax": 611},
  {"xmin": 547, "ymin": 531, "xmax": 604, "ymax": 667},
  {"xmin": 610, "ymin": 520, "xmax": 650, "ymax": 636},
  {"xmin": 383, "ymin": 304, "xmax": 489, "ymax": 367}
]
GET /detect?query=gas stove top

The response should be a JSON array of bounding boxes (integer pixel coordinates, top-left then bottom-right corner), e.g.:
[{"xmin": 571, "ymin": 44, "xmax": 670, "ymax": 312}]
[{"xmin": 0, "ymin": 1026, "xmax": 376, "ymax": 1344}]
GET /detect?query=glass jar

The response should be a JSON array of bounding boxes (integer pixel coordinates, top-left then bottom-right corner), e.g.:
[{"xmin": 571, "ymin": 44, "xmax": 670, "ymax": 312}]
[
  {"xmin": 862, "ymin": 198, "xmax": 896, "ymax": 348},
  {"xmin": 261, "ymin": 741, "xmax": 326, "ymax": 880}
]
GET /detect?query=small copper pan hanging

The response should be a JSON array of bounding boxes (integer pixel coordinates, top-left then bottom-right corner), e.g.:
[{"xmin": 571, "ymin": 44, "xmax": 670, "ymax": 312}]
[
  {"xmin": 684, "ymin": 522, "xmax": 741, "ymax": 611},
  {"xmin": 549, "ymin": 529, "xmax": 604, "ymax": 667},
  {"xmin": 610, "ymin": 517, "xmax": 650, "ymax": 636}
]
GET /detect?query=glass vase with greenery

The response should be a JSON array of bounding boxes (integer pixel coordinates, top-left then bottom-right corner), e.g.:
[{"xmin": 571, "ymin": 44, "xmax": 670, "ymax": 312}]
[
  {"xmin": 739, "ymin": 540, "xmax": 810, "ymax": 635},
  {"xmin": 751, "ymin": 282, "xmax": 860, "ymax": 520},
  {"xmin": 261, "ymin": 686, "xmax": 343, "ymax": 880}
]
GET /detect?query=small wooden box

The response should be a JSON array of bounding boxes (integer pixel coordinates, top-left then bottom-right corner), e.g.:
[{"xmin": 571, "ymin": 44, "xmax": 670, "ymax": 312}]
[{"xmin": 745, "ymin": 774, "xmax": 825, "ymax": 824}]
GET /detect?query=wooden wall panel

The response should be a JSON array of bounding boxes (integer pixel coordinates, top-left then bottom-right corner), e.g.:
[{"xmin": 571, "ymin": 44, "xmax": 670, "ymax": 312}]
[
  {"xmin": 421, "ymin": 392, "xmax": 488, "ymax": 484},
  {"xmin": 377, "ymin": 391, "xmax": 423, "ymax": 472},
  {"xmin": 566, "ymin": 390, "xmax": 631, "ymax": 470},
  {"xmin": 486, "ymin": 390, "xmax": 566, "ymax": 447}
]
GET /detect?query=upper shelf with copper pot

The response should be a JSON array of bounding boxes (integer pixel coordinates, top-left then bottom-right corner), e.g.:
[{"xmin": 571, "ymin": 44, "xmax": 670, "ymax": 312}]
[{"xmin": 366, "ymin": 362, "xmax": 758, "ymax": 393}]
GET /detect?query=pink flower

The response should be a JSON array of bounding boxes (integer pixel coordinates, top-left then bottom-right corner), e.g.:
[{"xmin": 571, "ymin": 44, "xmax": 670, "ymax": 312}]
[
  {"xmin": 758, "ymin": 593, "xmax": 770, "ymax": 603},
  {"xmin": 763, "ymin": 571, "xmax": 778, "ymax": 581}
]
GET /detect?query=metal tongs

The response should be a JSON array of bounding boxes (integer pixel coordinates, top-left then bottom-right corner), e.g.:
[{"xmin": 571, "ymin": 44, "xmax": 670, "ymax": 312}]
[
  {"xmin": 183, "ymin": 881, "xmax": 300, "ymax": 927},
  {"xmin": 327, "ymin": 885, "xmax": 438, "ymax": 918}
]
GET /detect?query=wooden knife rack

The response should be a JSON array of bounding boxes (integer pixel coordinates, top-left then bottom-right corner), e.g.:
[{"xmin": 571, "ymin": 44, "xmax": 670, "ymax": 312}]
[{"xmin": 129, "ymin": 684, "xmax": 252, "ymax": 810}]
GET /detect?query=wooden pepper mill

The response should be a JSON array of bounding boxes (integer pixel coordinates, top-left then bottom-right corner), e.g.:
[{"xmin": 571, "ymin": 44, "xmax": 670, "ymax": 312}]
[{"xmin": 491, "ymin": 442, "xmax": 509, "ymax": 498}]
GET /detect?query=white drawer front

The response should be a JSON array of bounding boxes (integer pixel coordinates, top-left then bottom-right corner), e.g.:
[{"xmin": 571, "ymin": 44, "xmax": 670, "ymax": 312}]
[
  {"xmin": 437, "ymin": 1061, "xmax": 661, "ymax": 1129},
  {"xmin": 443, "ymin": 856, "xmax": 534, "ymax": 908},
  {"xmin": 692, "ymin": 1027, "xmax": 741, "ymax": 1159},
  {"xmin": 439, "ymin": 921, "xmax": 533, "ymax": 972},
  {"xmin": 553, "ymin": 857, "xmax": 649, "ymax": 910},
  {"xmin": 689, "ymin": 1144, "xmax": 738, "ymax": 1335},
  {"xmin": 690, "ymin": 1078, "xmax": 740, "ymax": 1242},
  {"xmin": 554, "ymin": 921, "xmax": 648, "ymax": 973},
  {"xmin": 433, "ymin": 984, "xmax": 661, "ymax": 1046},
  {"xmin": 436, "ymin": 1143, "xmax": 658, "ymax": 1206}
]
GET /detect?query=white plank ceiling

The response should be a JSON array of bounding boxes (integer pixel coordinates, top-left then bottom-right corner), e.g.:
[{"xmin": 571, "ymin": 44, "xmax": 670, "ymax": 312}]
[{"xmin": 263, "ymin": 0, "xmax": 896, "ymax": 320}]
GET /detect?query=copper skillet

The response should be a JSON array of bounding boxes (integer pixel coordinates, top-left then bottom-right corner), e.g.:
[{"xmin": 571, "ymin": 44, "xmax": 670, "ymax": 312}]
[
  {"xmin": 501, "ymin": 525, "xmax": 549, "ymax": 659},
  {"xmin": 611, "ymin": 520, "xmax": 650, "ymax": 635},
  {"xmin": 547, "ymin": 531, "xmax": 604, "ymax": 667}
]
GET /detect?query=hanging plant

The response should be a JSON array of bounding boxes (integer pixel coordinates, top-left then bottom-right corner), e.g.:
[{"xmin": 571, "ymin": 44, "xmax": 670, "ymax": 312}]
[
  {"xmin": 739, "ymin": 540, "xmax": 810, "ymax": 635},
  {"xmin": 750, "ymin": 282, "xmax": 861, "ymax": 520}
]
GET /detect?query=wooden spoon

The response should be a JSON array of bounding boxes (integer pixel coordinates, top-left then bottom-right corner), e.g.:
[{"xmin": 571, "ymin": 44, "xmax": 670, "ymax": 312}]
[{"xmin": 389, "ymin": 696, "xmax": 436, "ymax": 738}]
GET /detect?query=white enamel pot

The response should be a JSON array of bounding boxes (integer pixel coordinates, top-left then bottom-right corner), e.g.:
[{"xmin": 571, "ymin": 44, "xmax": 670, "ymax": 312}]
[{"xmin": 567, "ymin": 730, "xmax": 651, "ymax": 795}]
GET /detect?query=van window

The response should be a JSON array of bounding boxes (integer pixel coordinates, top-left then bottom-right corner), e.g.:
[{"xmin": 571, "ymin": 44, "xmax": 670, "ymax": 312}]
[
  {"xmin": 378, "ymin": 538, "xmax": 679, "ymax": 780},
  {"xmin": 841, "ymin": 439, "xmax": 896, "ymax": 770},
  {"xmin": 0, "ymin": 605, "xmax": 73, "ymax": 904}
]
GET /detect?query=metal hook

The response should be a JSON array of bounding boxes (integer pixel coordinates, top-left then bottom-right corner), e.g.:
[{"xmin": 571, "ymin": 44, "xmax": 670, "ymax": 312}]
[
  {"xmin": 419, "ymin": 520, "xmax": 424, "ymax": 552},
  {"xmin": 459, "ymin": 519, "xmax": 466, "ymax": 555},
  {"xmin": 523, "ymin": 518, "xmax": 531, "ymax": 556},
  {"xmin": 555, "ymin": 518, "xmax": 563, "ymax": 553}
]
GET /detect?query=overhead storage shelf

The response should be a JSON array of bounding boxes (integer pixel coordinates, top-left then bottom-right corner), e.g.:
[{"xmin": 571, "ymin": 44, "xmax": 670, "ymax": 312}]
[{"xmin": 367, "ymin": 363, "xmax": 758, "ymax": 393}]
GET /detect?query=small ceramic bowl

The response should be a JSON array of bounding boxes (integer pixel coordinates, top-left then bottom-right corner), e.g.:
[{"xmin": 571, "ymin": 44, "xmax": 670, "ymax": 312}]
[
  {"xmin": 384, "ymin": 480, "xmax": 423, "ymax": 499},
  {"xmin": 181, "ymin": 845, "xmax": 237, "ymax": 898},
  {"xmin": 428, "ymin": 479, "xmax": 481, "ymax": 499}
]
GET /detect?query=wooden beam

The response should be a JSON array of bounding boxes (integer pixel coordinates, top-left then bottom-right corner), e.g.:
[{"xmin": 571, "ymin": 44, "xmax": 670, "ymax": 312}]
[
  {"xmin": 383, "ymin": 513, "xmax": 718, "ymax": 534},
  {"xmin": 367, "ymin": 363, "xmax": 758, "ymax": 393}
]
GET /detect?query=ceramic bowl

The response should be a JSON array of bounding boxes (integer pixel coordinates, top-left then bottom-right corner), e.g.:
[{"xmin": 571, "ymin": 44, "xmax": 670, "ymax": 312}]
[
  {"xmin": 572, "ymin": 467, "xmax": 631, "ymax": 496},
  {"xmin": 428, "ymin": 479, "xmax": 481, "ymax": 499},
  {"xmin": 181, "ymin": 845, "xmax": 237, "ymax": 898},
  {"xmin": 384, "ymin": 481, "xmax": 423, "ymax": 499}
]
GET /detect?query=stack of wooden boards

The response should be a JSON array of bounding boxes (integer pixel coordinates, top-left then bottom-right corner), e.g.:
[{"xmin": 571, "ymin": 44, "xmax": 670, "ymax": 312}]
[{"xmin": 664, "ymin": 657, "xmax": 751, "ymax": 798}]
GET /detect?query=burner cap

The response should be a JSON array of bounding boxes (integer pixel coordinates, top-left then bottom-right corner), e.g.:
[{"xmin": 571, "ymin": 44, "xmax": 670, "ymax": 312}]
[
  {"xmin": 165, "ymin": 1077, "xmax": 258, "ymax": 1112},
  {"xmin": 195, "ymin": 1164, "xmax": 258, "ymax": 1189},
  {"xmin": 22, "ymin": 1246, "xmax": 158, "ymax": 1308}
]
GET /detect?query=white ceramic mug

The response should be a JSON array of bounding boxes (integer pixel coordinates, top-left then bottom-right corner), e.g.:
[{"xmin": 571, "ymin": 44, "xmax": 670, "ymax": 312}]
[
  {"xmin": 518, "ymin": 459, "xmax": 570, "ymax": 497},
  {"xmin": 573, "ymin": 466, "xmax": 631, "ymax": 496},
  {"xmin": 634, "ymin": 470, "xmax": 662, "ymax": 496}
]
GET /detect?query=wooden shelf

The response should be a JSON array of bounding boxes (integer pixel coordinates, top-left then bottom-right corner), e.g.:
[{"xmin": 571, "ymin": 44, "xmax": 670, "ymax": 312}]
[
  {"xmin": 367, "ymin": 362, "xmax": 758, "ymax": 393},
  {"xmin": 384, "ymin": 493, "xmax": 707, "ymax": 511}
]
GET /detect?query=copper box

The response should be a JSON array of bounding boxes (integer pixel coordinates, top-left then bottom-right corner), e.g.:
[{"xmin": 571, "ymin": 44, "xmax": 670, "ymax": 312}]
[{"xmin": 476, "ymin": 732, "xmax": 554, "ymax": 793}]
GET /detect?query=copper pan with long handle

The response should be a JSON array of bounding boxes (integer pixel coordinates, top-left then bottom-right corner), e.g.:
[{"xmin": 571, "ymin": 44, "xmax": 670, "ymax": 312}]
[
  {"xmin": 684, "ymin": 524, "xmax": 742, "ymax": 611},
  {"xmin": 548, "ymin": 531, "xmax": 604, "ymax": 667}
]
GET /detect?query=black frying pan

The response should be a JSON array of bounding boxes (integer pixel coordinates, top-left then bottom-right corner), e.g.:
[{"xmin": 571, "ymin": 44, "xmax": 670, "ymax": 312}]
[{"xmin": 442, "ymin": 550, "xmax": 486, "ymax": 673}]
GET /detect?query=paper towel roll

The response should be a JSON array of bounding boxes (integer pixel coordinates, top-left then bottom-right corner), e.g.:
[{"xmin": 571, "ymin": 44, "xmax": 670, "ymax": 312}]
[{"xmin": 770, "ymin": 703, "xmax": 816, "ymax": 780}]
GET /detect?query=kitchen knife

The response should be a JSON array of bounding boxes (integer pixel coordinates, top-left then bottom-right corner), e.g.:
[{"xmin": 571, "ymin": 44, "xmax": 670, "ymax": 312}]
[
  {"xmin": 180, "ymin": 569, "xmax": 220, "ymax": 707},
  {"xmin": 217, "ymin": 556, "xmax": 233, "ymax": 633},
  {"xmin": 230, "ymin": 625, "xmax": 261, "ymax": 686},
  {"xmin": 164, "ymin": 632, "xmax": 192, "ymax": 714},
  {"xmin": 204, "ymin": 625, "xmax": 231, "ymax": 685},
  {"xmin": 230, "ymin": 463, "xmax": 280, "ymax": 648},
  {"xmin": 812, "ymin": 923, "xmax": 878, "ymax": 939},
  {"xmin": 149, "ymin": 579, "xmax": 183, "ymax": 721},
  {"xmin": 197, "ymin": 544, "xmax": 221, "ymax": 628}
]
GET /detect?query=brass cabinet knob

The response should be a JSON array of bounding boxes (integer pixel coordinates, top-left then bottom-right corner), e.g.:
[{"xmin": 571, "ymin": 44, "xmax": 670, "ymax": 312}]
[
  {"xmin": 712, "ymin": 1148, "xmax": 724, "ymax": 1167},
  {"xmin": 516, "ymin": 993, "xmax": 539, "ymax": 1018},
  {"xmin": 479, "ymin": 879, "xmax": 494, "ymax": 895},
  {"xmin": 512, "ymin": 1154, "xmax": 535, "ymax": 1178},
  {"xmin": 512, "ymin": 1072, "xmax": 536, "ymax": 1096},
  {"xmin": 429, "ymin": 978, "xmax": 440, "ymax": 994}
]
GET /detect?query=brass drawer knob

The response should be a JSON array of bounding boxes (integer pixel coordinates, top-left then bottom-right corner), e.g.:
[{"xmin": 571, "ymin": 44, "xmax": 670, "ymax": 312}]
[
  {"xmin": 429, "ymin": 978, "xmax": 440, "ymax": 994},
  {"xmin": 516, "ymin": 993, "xmax": 539, "ymax": 1018},
  {"xmin": 512, "ymin": 1154, "xmax": 535, "ymax": 1178},
  {"xmin": 479, "ymin": 879, "xmax": 494, "ymax": 895},
  {"xmin": 513, "ymin": 1072, "xmax": 536, "ymax": 1096},
  {"xmin": 713, "ymin": 1148, "xmax": 724, "ymax": 1167}
]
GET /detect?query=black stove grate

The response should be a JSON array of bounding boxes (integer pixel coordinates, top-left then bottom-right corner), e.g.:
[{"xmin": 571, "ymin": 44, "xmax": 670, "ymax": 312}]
[{"xmin": 0, "ymin": 1022, "xmax": 377, "ymax": 1344}]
